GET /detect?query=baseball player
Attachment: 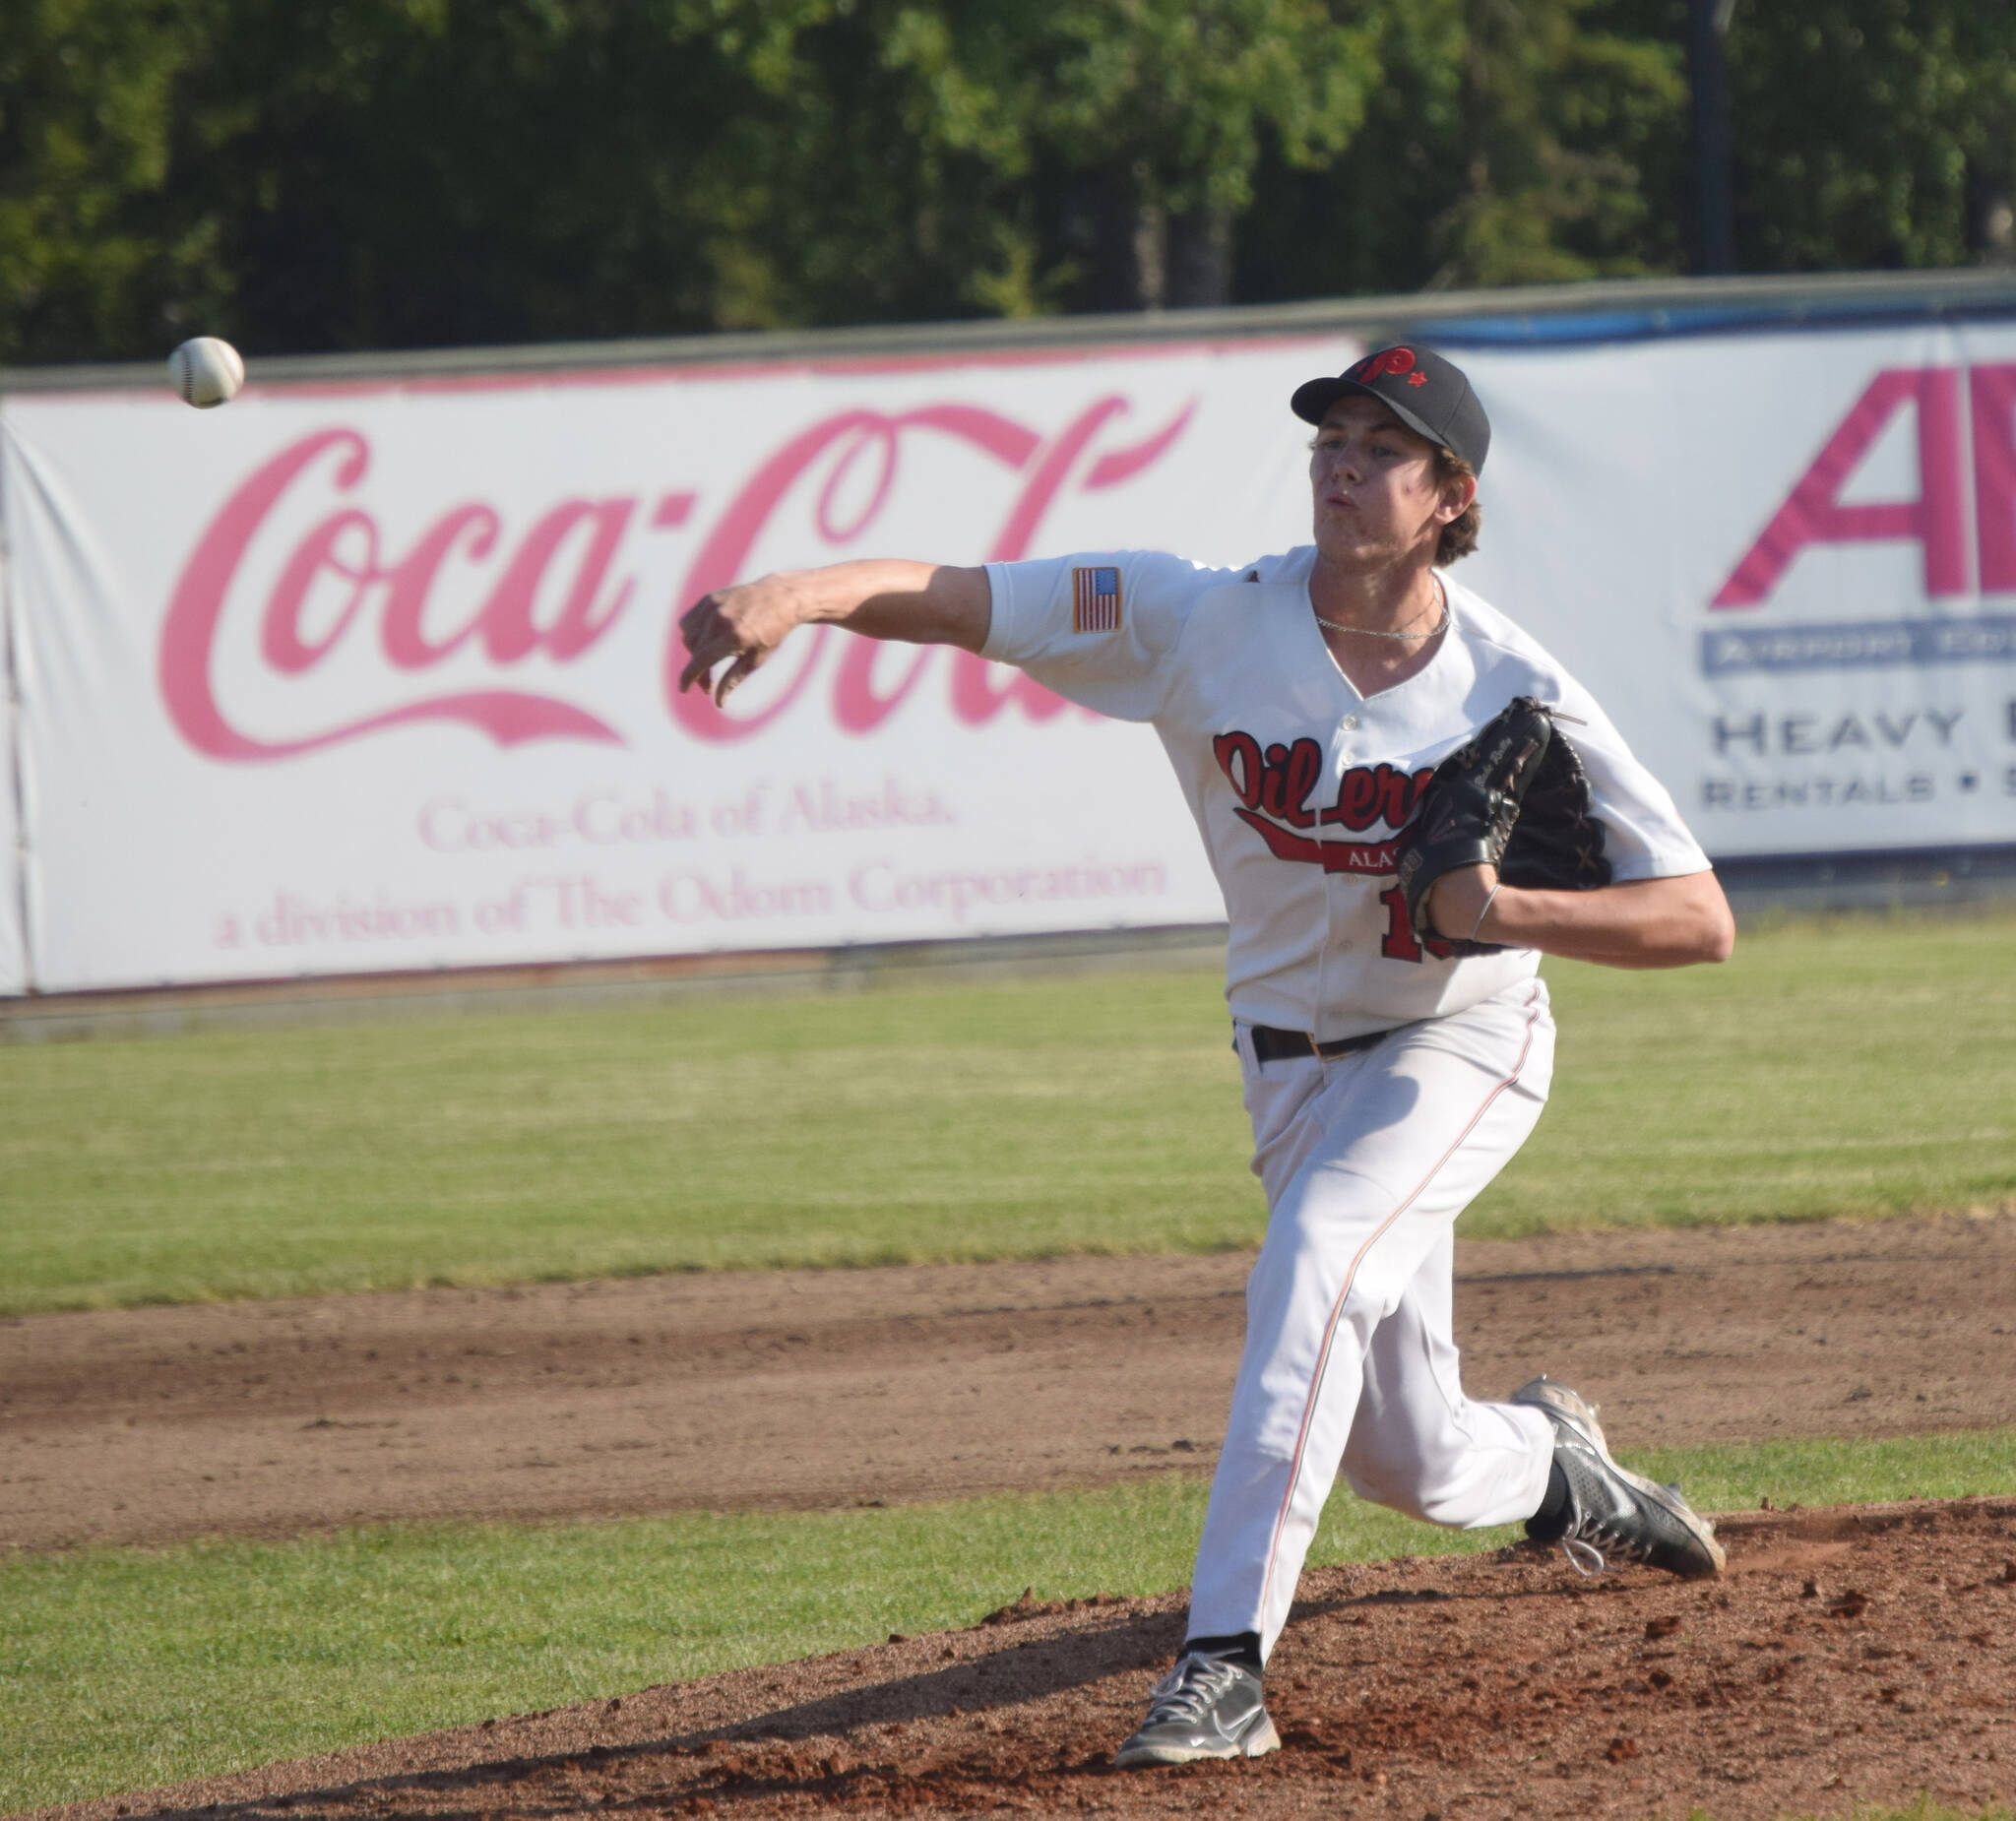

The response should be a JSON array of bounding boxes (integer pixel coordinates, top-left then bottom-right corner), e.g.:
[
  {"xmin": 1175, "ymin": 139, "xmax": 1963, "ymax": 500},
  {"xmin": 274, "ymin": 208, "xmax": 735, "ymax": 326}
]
[{"xmin": 678, "ymin": 345, "xmax": 1735, "ymax": 1770}]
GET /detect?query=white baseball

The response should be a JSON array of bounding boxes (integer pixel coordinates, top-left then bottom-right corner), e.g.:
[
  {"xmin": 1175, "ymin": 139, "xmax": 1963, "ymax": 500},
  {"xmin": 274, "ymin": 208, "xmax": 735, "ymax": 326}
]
[{"xmin": 167, "ymin": 337, "xmax": 245, "ymax": 408}]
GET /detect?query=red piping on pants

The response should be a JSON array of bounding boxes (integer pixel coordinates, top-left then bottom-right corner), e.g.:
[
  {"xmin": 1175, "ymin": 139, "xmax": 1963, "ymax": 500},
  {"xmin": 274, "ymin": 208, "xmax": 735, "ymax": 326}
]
[{"xmin": 1252, "ymin": 983, "xmax": 1545, "ymax": 1636}]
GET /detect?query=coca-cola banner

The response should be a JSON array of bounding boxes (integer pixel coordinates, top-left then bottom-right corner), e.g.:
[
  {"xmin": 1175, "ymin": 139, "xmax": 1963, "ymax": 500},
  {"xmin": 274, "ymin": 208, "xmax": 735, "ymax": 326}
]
[
  {"xmin": 1455, "ymin": 319, "xmax": 2016, "ymax": 861},
  {"xmin": 0, "ymin": 338, "xmax": 1346, "ymax": 991},
  {"xmin": 7, "ymin": 311, "xmax": 2016, "ymax": 995}
]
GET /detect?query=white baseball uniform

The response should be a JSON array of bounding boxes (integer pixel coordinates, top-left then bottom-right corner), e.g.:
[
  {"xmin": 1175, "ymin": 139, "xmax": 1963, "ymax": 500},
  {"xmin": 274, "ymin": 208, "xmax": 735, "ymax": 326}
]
[{"xmin": 983, "ymin": 543, "xmax": 1710, "ymax": 1658}]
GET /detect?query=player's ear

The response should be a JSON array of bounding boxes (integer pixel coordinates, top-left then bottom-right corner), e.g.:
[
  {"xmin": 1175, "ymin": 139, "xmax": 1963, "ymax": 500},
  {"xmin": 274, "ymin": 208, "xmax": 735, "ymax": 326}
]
[{"xmin": 1434, "ymin": 468, "xmax": 1478, "ymax": 525}]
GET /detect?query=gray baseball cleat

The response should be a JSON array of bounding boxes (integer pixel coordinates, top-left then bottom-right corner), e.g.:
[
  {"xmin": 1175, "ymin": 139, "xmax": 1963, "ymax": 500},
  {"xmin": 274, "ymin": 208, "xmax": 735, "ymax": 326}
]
[
  {"xmin": 1514, "ymin": 1375, "xmax": 1726, "ymax": 1580},
  {"xmin": 1113, "ymin": 1652, "xmax": 1281, "ymax": 1769}
]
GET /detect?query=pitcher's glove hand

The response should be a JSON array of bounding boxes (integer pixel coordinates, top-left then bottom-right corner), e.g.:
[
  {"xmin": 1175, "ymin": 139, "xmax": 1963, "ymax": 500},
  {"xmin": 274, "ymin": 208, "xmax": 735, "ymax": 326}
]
[{"xmin": 1392, "ymin": 696, "xmax": 1612, "ymax": 955}]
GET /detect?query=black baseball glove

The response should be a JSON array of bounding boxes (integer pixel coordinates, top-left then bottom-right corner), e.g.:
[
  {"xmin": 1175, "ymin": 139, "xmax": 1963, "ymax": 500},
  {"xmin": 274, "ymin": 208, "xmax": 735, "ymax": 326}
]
[{"xmin": 1392, "ymin": 696, "xmax": 1612, "ymax": 955}]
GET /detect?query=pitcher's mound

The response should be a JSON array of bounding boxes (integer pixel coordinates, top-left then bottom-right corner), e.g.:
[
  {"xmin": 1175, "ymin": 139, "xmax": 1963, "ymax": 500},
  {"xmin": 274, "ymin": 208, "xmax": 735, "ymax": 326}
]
[{"xmin": 40, "ymin": 1499, "xmax": 2016, "ymax": 1821}]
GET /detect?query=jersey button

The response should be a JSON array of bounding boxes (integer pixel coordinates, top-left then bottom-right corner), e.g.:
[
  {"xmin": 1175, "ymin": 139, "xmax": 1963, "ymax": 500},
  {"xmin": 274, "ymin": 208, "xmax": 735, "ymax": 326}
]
[{"xmin": 1342, "ymin": 714, "xmax": 1359, "ymax": 729}]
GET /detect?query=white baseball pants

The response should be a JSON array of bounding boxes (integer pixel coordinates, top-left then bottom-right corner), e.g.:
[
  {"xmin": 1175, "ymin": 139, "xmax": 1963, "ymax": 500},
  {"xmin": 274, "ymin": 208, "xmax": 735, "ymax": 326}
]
[{"xmin": 1186, "ymin": 977, "xmax": 1561, "ymax": 1660}]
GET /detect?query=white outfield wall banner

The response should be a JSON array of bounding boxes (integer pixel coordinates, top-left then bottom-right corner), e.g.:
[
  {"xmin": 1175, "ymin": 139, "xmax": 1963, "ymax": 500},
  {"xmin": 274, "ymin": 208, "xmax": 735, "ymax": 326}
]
[
  {"xmin": 0, "ymin": 591, "xmax": 22, "ymax": 995},
  {"xmin": 1458, "ymin": 319, "xmax": 2016, "ymax": 861},
  {"xmin": 5, "ymin": 311, "xmax": 2016, "ymax": 994},
  {"xmin": 0, "ymin": 337, "xmax": 1351, "ymax": 992}
]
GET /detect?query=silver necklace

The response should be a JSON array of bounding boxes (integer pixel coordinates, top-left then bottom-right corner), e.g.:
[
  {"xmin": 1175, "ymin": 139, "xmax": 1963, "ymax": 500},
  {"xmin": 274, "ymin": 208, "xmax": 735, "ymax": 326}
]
[{"xmin": 1312, "ymin": 580, "xmax": 1450, "ymax": 643}]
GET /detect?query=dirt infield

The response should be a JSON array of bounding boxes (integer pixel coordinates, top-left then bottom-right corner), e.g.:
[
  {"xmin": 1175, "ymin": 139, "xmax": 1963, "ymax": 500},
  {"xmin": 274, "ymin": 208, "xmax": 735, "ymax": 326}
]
[
  {"xmin": 6, "ymin": 1212, "xmax": 2016, "ymax": 1550},
  {"xmin": 32, "ymin": 1499, "xmax": 2016, "ymax": 1821},
  {"xmin": 12, "ymin": 1213, "xmax": 2016, "ymax": 1819}
]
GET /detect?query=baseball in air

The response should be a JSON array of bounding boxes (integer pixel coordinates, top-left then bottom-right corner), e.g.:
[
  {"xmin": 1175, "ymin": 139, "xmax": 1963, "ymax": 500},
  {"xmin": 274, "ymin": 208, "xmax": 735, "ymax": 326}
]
[{"xmin": 167, "ymin": 337, "xmax": 244, "ymax": 408}]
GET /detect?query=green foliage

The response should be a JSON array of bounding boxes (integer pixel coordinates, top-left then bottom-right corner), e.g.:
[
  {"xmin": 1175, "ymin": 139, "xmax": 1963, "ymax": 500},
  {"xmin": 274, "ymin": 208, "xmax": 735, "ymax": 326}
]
[
  {"xmin": 880, "ymin": 0, "xmax": 1379, "ymax": 308},
  {"xmin": 5, "ymin": 0, "xmax": 2013, "ymax": 361},
  {"xmin": 167, "ymin": 0, "xmax": 857, "ymax": 347},
  {"xmin": 1238, "ymin": 0, "xmax": 1693, "ymax": 298},
  {"xmin": 4, "ymin": 1426, "xmax": 2012, "ymax": 1810},
  {"xmin": 3, "ymin": 910, "xmax": 2016, "ymax": 1315},
  {"xmin": 1431, "ymin": 0, "xmax": 1690, "ymax": 285},
  {"xmin": 0, "ymin": 0, "xmax": 1391, "ymax": 351},
  {"xmin": 880, "ymin": 0, "xmax": 1373, "ymax": 215},
  {"xmin": 0, "ymin": 0, "xmax": 226, "ymax": 362},
  {"xmin": 1727, "ymin": 0, "xmax": 2016, "ymax": 272}
]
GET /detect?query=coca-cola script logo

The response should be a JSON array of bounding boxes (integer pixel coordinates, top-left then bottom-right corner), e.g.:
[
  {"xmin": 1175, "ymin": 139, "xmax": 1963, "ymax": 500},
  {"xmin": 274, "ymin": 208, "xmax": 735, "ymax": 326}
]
[{"xmin": 160, "ymin": 395, "xmax": 1196, "ymax": 761}]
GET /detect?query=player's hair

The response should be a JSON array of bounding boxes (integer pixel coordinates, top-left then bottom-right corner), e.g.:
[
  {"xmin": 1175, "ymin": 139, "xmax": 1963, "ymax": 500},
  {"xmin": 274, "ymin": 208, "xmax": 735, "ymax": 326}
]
[{"xmin": 1435, "ymin": 449, "xmax": 1480, "ymax": 565}]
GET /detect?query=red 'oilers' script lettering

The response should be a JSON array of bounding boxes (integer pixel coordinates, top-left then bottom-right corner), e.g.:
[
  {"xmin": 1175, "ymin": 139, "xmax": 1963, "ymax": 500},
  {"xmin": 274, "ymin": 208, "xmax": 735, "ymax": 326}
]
[
  {"xmin": 160, "ymin": 429, "xmax": 629, "ymax": 759},
  {"xmin": 1212, "ymin": 731, "xmax": 1434, "ymax": 874},
  {"xmin": 1712, "ymin": 363, "xmax": 2016, "ymax": 607},
  {"xmin": 667, "ymin": 397, "xmax": 1198, "ymax": 743}
]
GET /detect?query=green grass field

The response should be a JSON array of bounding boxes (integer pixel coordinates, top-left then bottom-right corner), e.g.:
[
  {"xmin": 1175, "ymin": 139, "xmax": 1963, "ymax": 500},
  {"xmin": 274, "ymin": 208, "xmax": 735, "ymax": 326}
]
[
  {"xmin": 5, "ymin": 1428, "xmax": 2014, "ymax": 1813},
  {"xmin": 4, "ymin": 910, "xmax": 2014, "ymax": 1315},
  {"xmin": 7, "ymin": 910, "xmax": 2016, "ymax": 1817}
]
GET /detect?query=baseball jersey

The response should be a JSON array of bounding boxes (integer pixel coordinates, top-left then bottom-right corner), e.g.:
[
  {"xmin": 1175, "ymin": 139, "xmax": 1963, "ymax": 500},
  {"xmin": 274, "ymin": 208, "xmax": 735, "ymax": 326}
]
[{"xmin": 983, "ymin": 545, "xmax": 1710, "ymax": 1041}]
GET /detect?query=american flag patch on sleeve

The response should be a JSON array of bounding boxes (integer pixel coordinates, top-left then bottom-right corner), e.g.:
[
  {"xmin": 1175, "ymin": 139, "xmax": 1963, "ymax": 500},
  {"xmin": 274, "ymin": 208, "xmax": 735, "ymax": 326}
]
[{"xmin": 1071, "ymin": 565, "xmax": 1122, "ymax": 633}]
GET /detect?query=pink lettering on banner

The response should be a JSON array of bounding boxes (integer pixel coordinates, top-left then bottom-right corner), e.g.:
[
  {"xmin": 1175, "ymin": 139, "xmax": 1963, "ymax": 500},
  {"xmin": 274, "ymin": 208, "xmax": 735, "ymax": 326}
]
[
  {"xmin": 379, "ymin": 505, "xmax": 501, "ymax": 666},
  {"xmin": 666, "ymin": 397, "xmax": 1199, "ymax": 743},
  {"xmin": 160, "ymin": 429, "xmax": 627, "ymax": 758},
  {"xmin": 478, "ymin": 499, "xmax": 637, "ymax": 662},
  {"xmin": 1970, "ymin": 363, "xmax": 2016, "ymax": 595},
  {"xmin": 158, "ymin": 392, "xmax": 1200, "ymax": 761},
  {"xmin": 834, "ymin": 639, "xmax": 936, "ymax": 734},
  {"xmin": 1712, "ymin": 367, "xmax": 1970, "ymax": 607},
  {"xmin": 847, "ymin": 855, "xmax": 1169, "ymax": 922}
]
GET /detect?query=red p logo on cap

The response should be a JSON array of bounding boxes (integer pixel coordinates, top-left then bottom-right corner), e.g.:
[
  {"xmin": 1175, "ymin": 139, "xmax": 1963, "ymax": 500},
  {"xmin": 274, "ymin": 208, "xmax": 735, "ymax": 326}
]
[{"xmin": 1350, "ymin": 347, "xmax": 1418, "ymax": 381}]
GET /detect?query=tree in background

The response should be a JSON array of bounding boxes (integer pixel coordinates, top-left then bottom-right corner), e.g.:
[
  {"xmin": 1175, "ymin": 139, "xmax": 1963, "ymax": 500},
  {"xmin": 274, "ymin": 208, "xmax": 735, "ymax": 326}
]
[
  {"xmin": 1, "ymin": 0, "xmax": 2012, "ymax": 365},
  {"xmin": 165, "ymin": 0, "xmax": 856, "ymax": 348},
  {"xmin": 1724, "ymin": 0, "xmax": 2016, "ymax": 271},
  {"xmin": 880, "ymin": 0, "xmax": 1377, "ymax": 311},
  {"xmin": 1235, "ymin": 0, "xmax": 1687, "ymax": 299},
  {"xmin": 0, "ymin": 0, "xmax": 224, "ymax": 362}
]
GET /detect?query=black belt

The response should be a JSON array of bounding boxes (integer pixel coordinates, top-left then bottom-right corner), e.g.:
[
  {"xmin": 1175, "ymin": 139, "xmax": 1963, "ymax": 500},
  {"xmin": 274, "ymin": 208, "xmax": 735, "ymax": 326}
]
[{"xmin": 1247, "ymin": 1023, "xmax": 1393, "ymax": 1065}]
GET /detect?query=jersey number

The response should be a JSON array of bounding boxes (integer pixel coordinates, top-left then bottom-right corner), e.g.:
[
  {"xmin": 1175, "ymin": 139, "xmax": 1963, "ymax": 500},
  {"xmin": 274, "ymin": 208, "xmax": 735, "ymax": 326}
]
[{"xmin": 1379, "ymin": 886, "xmax": 1453, "ymax": 964}]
